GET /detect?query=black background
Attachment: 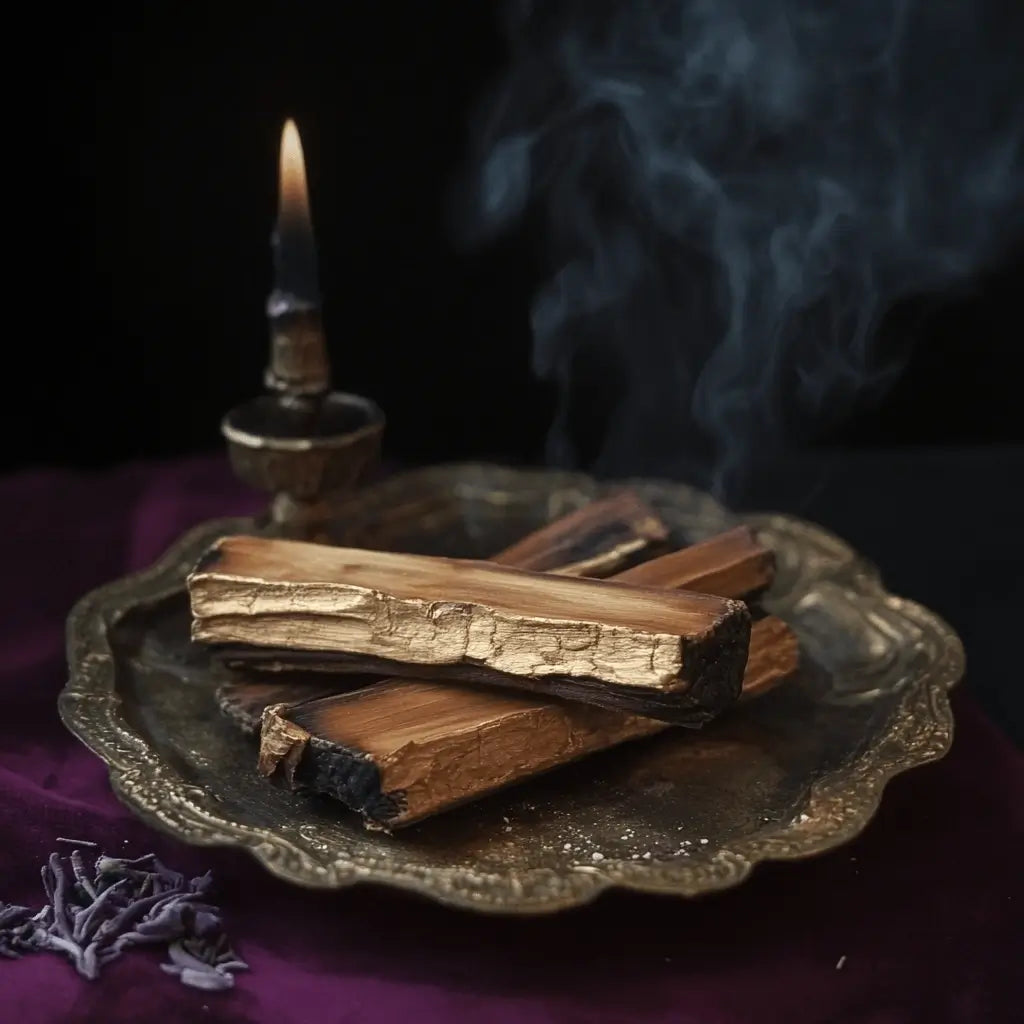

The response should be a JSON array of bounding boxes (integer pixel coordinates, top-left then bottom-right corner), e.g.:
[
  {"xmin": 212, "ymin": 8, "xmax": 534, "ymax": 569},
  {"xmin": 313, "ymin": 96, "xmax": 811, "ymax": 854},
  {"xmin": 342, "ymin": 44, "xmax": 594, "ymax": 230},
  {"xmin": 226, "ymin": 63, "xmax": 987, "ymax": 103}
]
[
  {"xmin": 28, "ymin": 3, "xmax": 1024, "ymax": 474},
  {"xmin": 22, "ymin": 6, "xmax": 1024, "ymax": 742}
]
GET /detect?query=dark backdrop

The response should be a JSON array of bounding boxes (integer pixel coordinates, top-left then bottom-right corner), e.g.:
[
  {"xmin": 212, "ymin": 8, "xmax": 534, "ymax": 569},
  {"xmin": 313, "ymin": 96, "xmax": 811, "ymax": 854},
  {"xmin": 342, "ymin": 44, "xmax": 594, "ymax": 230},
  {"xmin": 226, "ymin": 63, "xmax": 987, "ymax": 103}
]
[{"xmin": 26, "ymin": 3, "xmax": 1024, "ymax": 476}]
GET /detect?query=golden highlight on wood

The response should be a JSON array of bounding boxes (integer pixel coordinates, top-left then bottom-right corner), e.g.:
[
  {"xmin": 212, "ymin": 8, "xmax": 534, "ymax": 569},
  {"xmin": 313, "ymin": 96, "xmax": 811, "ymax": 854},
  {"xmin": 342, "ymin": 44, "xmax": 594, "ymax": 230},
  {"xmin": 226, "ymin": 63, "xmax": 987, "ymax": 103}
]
[{"xmin": 189, "ymin": 536, "xmax": 752, "ymax": 721}]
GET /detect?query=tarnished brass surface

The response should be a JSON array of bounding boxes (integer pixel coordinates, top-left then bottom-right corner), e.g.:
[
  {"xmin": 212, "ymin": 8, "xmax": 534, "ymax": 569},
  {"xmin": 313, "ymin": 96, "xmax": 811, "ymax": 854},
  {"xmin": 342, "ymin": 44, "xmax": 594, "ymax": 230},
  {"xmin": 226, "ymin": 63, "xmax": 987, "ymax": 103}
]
[
  {"xmin": 61, "ymin": 464, "xmax": 963, "ymax": 913},
  {"xmin": 220, "ymin": 391, "xmax": 384, "ymax": 536}
]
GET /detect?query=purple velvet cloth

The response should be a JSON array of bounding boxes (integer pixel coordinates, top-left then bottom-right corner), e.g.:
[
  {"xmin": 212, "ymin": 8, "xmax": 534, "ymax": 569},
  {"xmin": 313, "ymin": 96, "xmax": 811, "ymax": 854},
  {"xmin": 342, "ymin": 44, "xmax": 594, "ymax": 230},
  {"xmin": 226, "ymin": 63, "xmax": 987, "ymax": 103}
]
[{"xmin": 1, "ymin": 455, "xmax": 1020, "ymax": 1024}]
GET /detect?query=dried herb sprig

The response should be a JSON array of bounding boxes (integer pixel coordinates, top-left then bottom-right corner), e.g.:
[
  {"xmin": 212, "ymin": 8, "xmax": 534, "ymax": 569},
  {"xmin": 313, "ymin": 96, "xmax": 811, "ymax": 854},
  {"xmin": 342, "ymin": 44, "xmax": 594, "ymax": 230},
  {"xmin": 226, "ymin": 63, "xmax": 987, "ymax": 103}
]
[{"xmin": 0, "ymin": 850, "xmax": 247, "ymax": 991}]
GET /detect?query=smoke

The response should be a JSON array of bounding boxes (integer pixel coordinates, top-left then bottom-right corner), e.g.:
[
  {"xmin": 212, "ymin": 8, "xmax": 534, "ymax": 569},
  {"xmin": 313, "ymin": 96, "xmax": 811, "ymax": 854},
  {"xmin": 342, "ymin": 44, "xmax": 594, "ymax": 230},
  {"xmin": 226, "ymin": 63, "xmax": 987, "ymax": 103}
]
[{"xmin": 455, "ymin": 0, "xmax": 1024, "ymax": 497}]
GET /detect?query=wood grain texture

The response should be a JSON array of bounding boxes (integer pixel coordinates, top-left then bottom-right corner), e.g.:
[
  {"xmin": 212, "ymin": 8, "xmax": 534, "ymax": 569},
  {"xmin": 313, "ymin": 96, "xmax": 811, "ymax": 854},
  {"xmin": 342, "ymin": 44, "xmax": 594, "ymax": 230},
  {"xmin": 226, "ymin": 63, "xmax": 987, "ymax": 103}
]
[
  {"xmin": 254, "ymin": 533, "xmax": 799, "ymax": 829},
  {"xmin": 190, "ymin": 536, "xmax": 752, "ymax": 722},
  {"xmin": 215, "ymin": 677, "xmax": 371, "ymax": 737},
  {"xmin": 215, "ymin": 493, "xmax": 672, "ymax": 735},
  {"xmin": 489, "ymin": 489, "xmax": 670, "ymax": 575},
  {"xmin": 614, "ymin": 526, "xmax": 776, "ymax": 599}
]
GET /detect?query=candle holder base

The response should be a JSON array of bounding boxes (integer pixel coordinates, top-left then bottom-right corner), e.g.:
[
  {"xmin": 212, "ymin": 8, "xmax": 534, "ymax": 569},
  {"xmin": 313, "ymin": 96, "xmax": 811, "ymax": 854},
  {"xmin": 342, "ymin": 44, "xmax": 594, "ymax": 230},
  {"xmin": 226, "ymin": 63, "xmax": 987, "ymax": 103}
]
[
  {"xmin": 267, "ymin": 494, "xmax": 335, "ymax": 540},
  {"xmin": 221, "ymin": 391, "xmax": 384, "ymax": 540}
]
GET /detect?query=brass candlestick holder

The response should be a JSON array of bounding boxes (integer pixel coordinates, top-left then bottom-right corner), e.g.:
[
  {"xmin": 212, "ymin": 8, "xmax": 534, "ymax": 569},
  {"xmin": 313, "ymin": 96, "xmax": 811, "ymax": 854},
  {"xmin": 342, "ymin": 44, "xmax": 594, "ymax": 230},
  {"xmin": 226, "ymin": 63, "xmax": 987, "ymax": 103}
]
[
  {"xmin": 221, "ymin": 299, "xmax": 385, "ymax": 539},
  {"xmin": 221, "ymin": 119, "xmax": 384, "ymax": 538}
]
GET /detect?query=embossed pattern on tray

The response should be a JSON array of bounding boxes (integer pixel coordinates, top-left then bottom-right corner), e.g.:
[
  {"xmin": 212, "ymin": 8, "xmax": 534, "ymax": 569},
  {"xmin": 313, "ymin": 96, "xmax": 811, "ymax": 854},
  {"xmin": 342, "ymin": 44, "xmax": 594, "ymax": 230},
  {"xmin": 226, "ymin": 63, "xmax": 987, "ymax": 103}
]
[{"xmin": 61, "ymin": 464, "xmax": 963, "ymax": 912}]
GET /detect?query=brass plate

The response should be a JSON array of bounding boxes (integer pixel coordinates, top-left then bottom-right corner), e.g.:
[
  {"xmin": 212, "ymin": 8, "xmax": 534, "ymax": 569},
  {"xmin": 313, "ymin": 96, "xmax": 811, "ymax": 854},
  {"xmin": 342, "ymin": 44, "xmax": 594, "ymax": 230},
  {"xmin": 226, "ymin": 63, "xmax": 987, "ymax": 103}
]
[{"xmin": 61, "ymin": 464, "xmax": 963, "ymax": 913}]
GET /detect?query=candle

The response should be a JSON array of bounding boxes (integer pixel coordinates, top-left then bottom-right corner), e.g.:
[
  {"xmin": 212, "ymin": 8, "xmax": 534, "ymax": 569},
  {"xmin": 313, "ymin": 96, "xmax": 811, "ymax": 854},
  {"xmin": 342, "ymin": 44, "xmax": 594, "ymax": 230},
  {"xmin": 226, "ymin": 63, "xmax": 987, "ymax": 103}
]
[
  {"xmin": 263, "ymin": 119, "xmax": 330, "ymax": 397},
  {"xmin": 270, "ymin": 119, "xmax": 320, "ymax": 311}
]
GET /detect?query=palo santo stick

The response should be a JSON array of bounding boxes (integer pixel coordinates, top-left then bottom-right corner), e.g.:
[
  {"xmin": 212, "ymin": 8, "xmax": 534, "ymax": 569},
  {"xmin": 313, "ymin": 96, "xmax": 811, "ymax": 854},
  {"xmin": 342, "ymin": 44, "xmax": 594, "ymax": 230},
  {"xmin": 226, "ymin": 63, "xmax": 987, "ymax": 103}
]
[
  {"xmin": 216, "ymin": 677, "xmax": 367, "ymax": 737},
  {"xmin": 614, "ymin": 526, "xmax": 776, "ymax": 600},
  {"xmin": 256, "ymin": 539, "xmax": 799, "ymax": 830},
  {"xmin": 190, "ymin": 537, "xmax": 752, "ymax": 723},
  {"xmin": 216, "ymin": 492, "xmax": 673, "ymax": 734},
  {"xmin": 489, "ymin": 489, "xmax": 670, "ymax": 575},
  {"xmin": 739, "ymin": 616, "xmax": 799, "ymax": 700}
]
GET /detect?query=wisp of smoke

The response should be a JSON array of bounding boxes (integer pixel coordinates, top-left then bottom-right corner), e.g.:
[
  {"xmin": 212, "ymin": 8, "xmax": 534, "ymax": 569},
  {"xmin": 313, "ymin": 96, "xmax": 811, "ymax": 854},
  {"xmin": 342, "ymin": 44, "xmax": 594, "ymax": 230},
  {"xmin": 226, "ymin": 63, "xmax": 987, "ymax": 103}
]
[{"xmin": 455, "ymin": 0, "xmax": 1024, "ymax": 497}]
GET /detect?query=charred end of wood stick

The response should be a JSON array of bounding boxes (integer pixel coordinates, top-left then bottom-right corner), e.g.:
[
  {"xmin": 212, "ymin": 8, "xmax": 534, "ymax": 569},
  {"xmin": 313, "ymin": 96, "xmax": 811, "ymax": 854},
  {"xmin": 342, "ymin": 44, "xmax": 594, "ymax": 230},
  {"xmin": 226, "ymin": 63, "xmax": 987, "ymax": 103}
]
[
  {"xmin": 259, "ymin": 701, "xmax": 406, "ymax": 828},
  {"xmin": 300, "ymin": 736, "xmax": 407, "ymax": 830}
]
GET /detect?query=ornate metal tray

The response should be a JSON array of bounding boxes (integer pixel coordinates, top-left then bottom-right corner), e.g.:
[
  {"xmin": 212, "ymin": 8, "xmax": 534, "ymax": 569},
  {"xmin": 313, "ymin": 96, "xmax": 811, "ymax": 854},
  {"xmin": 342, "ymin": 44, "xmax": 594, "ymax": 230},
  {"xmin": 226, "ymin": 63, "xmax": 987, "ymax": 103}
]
[{"xmin": 61, "ymin": 464, "xmax": 963, "ymax": 913}]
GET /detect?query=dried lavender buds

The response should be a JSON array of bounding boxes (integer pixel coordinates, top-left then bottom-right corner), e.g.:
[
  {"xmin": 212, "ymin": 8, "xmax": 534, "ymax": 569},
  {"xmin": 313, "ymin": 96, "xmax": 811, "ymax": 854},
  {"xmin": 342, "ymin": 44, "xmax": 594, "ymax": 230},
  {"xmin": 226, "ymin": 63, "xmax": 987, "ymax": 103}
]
[{"xmin": 0, "ymin": 851, "xmax": 247, "ymax": 991}]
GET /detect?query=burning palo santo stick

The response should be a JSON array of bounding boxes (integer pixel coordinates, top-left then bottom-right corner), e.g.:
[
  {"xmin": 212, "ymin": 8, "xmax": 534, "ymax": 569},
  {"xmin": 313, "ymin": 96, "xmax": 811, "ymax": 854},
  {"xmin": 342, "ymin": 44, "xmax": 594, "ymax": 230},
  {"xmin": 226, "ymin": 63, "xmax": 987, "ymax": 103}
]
[
  {"xmin": 216, "ymin": 491, "xmax": 671, "ymax": 733},
  {"xmin": 254, "ymin": 531, "xmax": 797, "ymax": 830},
  {"xmin": 189, "ymin": 536, "xmax": 751, "ymax": 723}
]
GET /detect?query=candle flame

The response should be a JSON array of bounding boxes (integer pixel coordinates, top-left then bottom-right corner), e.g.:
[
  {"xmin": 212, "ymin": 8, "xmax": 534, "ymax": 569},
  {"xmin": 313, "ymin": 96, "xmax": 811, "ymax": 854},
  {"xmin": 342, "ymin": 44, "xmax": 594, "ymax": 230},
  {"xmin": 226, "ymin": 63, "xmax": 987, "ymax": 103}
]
[{"xmin": 278, "ymin": 119, "xmax": 311, "ymax": 230}]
